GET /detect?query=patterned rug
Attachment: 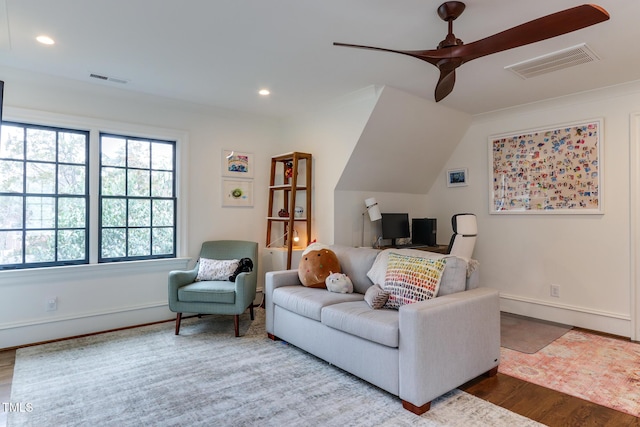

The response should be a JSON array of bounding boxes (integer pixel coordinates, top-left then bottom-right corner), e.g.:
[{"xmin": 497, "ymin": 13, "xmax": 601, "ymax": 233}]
[
  {"xmin": 9, "ymin": 309, "xmax": 543, "ymax": 427},
  {"xmin": 499, "ymin": 329, "xmax": 640, "ymax": 417}
]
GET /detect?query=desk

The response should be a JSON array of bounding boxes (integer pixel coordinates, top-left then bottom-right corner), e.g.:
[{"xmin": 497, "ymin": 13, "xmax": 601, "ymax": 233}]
[{"xmin": 379, "ymin": 244, "xmax": 449, "ymax": 254}]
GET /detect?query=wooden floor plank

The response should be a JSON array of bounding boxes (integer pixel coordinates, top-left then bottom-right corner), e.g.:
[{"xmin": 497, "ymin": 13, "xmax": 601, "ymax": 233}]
[{"xmin": 460, "ymin": 372, "xmax": 640, "ymax": 426}]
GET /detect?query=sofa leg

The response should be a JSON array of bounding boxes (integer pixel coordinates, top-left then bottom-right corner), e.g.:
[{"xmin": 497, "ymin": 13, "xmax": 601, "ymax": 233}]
[
  {"xmin": 234, "ymin": 314, "xmax": 240, "ymax": 337},
  {"xmin": 402, "ymin": 400, "xmax": 431, "ymax": 415},
  {"xmin": 175, "ymin": 313, "xmax": 182, "ymax": 335},
  {"xmin": 267, "ymin": 333, "xmax": 280, "ymax": 341},
  {"xmin": 486, "ymin": 366, "xmax": 499, "ymax": 377},
  {"xmin": 249, "ymin": 304, "xmax": 255, "ymax": 320}
]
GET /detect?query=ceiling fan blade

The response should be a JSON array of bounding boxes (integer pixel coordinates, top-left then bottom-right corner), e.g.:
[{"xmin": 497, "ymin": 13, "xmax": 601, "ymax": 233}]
[
  {"xmin": 434, "ymin": 68, "xmax": 456, "ymax": 102},
  {"xmin": 453, "ymin": 4, "xmax": 610, "ymax": 63},
  {"xmin": 333, "ymin": 42, "xmax": 441, "ymax": 66}
]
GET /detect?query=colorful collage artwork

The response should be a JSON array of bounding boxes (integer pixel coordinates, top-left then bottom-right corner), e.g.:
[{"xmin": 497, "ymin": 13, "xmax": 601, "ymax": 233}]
[{"xmin": 490, "ymin": 120, "xmax": 601, "ymax": 213}]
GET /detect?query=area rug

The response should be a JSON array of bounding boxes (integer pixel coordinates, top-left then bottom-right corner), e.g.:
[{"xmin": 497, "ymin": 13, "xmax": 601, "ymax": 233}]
[
  {"xmin": 9, "ymin": 310, "xmax": 543, "ymax": 427},
  {"xmin": 500, "ymin": 312, "xmax": 572, "ymax": 354},
  {"xmin": 499, "ymin": 329, "xmax": 640, "ymax": 417}
]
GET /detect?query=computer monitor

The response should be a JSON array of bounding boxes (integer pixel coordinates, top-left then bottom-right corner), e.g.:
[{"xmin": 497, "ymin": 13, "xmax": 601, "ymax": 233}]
[
  {"xmin": 381, "ymin": 213, "xmax": 410, "ymax": 247},
  {"xmin": 412, "ymin": 218, "xmax": 437, "ymax": 246}
]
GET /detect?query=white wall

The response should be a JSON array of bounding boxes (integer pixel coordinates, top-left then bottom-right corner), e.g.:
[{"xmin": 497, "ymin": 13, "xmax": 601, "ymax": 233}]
[
  {"xmin": 429, "ymin": 81, "xmax": 640, "ymax": 337},
  {"xmin": 336, "ymin": 86, "xmax": 472, "ymax": 194},
  {"xmin": 282, "ymin": 86, "xmax": 381, "ymax": 244},
  {"xmin": 0, "ymin": 68, "xmax": 283, "ymax": 348}
]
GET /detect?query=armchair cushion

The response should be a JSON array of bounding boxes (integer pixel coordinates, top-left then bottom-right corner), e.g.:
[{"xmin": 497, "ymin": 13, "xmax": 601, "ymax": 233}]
[
  {"xmin": 195, "ymin": 258, "xmax": 239, "ymax": 281},
  {"xmin": 178, "ymin": 281, "xmax": 236, "ymax": 304}
]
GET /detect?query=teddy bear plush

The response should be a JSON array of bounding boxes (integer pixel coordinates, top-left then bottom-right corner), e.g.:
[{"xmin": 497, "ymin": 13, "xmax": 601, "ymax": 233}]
[
  {"xmin": 325, "ymin": 272, "xmax": 353, "ymax": 294},
  {"xmin": 229, "ymin": 257, "xmax": 254, "ymax": 282},
  {"xmin": 297, "ymin": 243, "xmax": 341, "ymax": 288}
]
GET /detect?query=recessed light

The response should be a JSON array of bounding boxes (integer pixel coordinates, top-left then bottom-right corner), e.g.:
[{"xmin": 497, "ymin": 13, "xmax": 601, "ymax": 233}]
[
  {"xmin": 36, "ymin": 35, "xmax": 55, "ymax": 45},
  {"xmin": 258, "ymin": 89, "xmax": 270, "ymax": 96}
]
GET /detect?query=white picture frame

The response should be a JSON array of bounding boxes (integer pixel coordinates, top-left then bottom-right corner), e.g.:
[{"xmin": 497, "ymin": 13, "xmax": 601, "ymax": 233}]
[
  {"xmin": 489, "ymin": 119, "xmax": 603, "ymax": 214},
  {"xmin": 447, "ymin": 168, "xmax": 468, "ymax": 187},
  {"xmin": 222, "ymin": 149, "xmax": 254, "ymax": 178},
  {"xmin": 222, "ymin": 179, "xmax": 253, "ymax": 207}
]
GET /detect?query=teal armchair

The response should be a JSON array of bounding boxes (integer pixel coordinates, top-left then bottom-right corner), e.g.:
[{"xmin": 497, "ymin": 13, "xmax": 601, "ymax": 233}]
[{"xmin": 168, "ymin": 240, "xmax": 258, "ymax": 337}]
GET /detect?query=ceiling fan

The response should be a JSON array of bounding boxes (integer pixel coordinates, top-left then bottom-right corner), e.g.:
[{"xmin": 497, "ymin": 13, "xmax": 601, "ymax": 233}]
[{"xmin": 334, "ymin": 2, "xmax": 610, "ymax": 102}]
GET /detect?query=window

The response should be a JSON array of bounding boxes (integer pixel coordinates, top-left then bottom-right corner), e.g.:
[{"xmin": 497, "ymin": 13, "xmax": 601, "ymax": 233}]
[
  {"xmin": 0, "ymin": 122, "xmax": 89, "ymax": 269},
  {"xmin": 99, "ymin": 133, "xmax": 176, "ymax": 262}
]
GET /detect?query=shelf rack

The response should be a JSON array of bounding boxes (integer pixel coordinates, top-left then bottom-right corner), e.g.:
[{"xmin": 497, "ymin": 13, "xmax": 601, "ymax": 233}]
[{"xmin": 266, "ymin": 152, "xmax": 312, "ymax": 269}]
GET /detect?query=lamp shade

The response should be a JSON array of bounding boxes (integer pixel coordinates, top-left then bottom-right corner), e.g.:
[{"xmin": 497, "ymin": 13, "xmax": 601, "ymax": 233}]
[{"xmin": 365, "ymin": 197, "xmax": 382, "ymax": 221}]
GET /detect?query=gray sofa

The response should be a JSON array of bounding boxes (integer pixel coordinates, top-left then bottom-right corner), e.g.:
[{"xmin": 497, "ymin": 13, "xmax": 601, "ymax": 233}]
[{"xmin": 265, "ymin": 245, "xmax": 500, "ymax": 414}]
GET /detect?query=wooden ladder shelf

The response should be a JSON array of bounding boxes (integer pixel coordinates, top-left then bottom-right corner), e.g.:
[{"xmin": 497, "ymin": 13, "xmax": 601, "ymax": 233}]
[{"xmin": 266, "ymin": 152, "xmax": 312, "ymax": 269}]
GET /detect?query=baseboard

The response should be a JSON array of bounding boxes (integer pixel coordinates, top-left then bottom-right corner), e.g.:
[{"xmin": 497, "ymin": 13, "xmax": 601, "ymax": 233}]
[
  {"xmin": 500, "ymin": 293, "xmax": 631, "ymax": 338},
  {"xmin": 0, "ymin": 303, "xmax": 175, "ymax": 349}
]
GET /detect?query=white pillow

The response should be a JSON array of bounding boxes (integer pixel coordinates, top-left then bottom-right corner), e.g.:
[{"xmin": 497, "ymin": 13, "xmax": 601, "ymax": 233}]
[{"xmin": 195, "ymin": 258, "xmax": 240, "ymax": 281}]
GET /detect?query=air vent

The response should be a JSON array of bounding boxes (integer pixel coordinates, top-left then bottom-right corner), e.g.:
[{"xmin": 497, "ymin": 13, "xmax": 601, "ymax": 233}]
[
  {"xmin": 89, "ymin": 73, "xmax": 129, "ymax": 84},
  {"xmin": 505, "ymin": 43, "xmax": 600, "ymax": 79}
]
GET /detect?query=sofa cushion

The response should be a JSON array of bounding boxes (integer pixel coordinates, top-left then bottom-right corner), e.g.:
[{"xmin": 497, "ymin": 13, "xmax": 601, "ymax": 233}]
[
  {"xmin": 272, "ymin": 286, "xmax": 363, "ymax": 321},
  {"xmin": 178, "ymin": 281, "xmax": 236, "ymax": 304},
  {"xmin": 367, "ymin": 249, "xmax": 468, "ymax": 296},
  {"xmin": 195, "ymin": 258, "xmax": 239, "ymax": 281},
  {"xmin": 329, "ymin": 245, "xmax": 380, "ymax": 294},
  {"xmin": 383, "ymin": 253, "xmax": 446, "ymax": 309},
  {"xmin": 322, "ymin": 301, "xmax": 399, "ymax": 348}
]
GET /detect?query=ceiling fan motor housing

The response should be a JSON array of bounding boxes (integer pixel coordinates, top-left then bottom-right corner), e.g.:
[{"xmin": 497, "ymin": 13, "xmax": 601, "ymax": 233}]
[{"xmin": 437, "ymin": 2, "xmax": 466, "ymax": 49}]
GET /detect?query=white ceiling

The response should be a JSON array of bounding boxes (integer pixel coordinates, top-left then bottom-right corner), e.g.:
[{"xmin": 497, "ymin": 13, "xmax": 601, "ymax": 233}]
[{"xmin": 0, "ymin": 0, "xmax": 637, "ymax": 119}]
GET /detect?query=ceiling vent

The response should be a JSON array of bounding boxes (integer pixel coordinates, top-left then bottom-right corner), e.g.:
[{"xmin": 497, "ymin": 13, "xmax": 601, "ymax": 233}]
[
  {"xmin": 89, "ymin": 73, "xmax": 129, "ymax": 84},
  {"xmin": 505, "ymin": 43, "xmax": 600, "ymax": 79}
]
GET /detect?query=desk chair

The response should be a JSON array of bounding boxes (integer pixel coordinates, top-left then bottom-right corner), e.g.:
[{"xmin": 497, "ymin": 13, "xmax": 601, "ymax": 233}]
[{"xmin": 447, "ymin": 213, "xmax": 477, "ymax": 259}]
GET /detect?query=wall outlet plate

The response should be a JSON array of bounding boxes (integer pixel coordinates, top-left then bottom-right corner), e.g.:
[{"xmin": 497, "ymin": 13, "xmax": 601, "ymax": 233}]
[{"xmin": 46, "ymin": 297, "xmax": 58, "ymax": 311}]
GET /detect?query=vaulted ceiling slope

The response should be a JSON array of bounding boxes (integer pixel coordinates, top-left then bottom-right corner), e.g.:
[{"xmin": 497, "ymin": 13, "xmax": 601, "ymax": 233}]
[{"xmin": 336, "ymin": 86, "xmax": 472, "ymax": 194}]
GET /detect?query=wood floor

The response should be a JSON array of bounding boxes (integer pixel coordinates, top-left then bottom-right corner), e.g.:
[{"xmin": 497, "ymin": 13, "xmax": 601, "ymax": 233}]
[
  {"xmin": 1, "ymin": 338, "xmax": 638, "ymax": 426},
  {"xmin": 460, "ymin": 372, "xmax": 639, "ymax": 426}
]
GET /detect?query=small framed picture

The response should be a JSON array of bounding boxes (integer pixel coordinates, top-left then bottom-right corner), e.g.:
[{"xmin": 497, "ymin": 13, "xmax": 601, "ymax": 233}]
[
  {"xmin": 447, "ymin": 168, "xmax": 468, "ymax": 187},
  {"xmin": 222, "ymin": 149, "xmax": 254, "ymax": 178},
  {"xmin": 222, "ymin": 179, "xmax": 253, "ymax": 207}
]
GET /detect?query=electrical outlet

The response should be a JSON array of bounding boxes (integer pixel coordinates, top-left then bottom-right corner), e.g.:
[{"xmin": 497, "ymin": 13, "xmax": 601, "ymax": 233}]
[
  {"xmin": 550, "ymin": 284, "xmax": 560, "ymax": 298},
  {"xmin": 46, "ymin": 297, "xmax": 58, "ymax": 311}
]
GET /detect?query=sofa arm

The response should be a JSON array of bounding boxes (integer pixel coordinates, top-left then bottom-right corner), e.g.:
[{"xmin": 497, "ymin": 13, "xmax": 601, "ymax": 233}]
[
  {"xmin": 265, "ymin": 269, "xmax": 302, "ymax": 334},
  {"xmin": 398, "ymin": 287, "xmax": 500, "ymax": 410}
]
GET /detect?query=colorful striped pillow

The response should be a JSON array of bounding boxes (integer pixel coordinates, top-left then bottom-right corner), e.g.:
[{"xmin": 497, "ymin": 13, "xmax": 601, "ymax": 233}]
[{"xmin": 383, "ymin": 253, "xmax": 446, "ymax": 309}]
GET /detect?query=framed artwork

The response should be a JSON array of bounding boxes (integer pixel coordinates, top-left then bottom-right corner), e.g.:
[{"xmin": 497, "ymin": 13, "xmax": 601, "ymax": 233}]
[
  {"xmin": 447, "ymin": 168, "xmax": 468, "ymax": 187},
  {"xmin": 222, "ymin": 179, "xmax": 253, "ymax": 207},
  {"xmin": 489, "ymin": 119, "xmax": 602, "ymax": 214},
  {"xmin": 222, "ymin": 149, "xmax": 254, "ymax": 178}
]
